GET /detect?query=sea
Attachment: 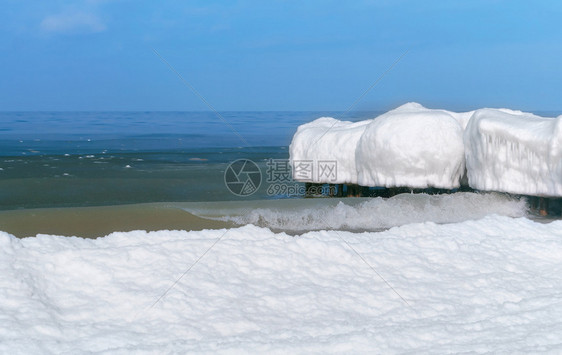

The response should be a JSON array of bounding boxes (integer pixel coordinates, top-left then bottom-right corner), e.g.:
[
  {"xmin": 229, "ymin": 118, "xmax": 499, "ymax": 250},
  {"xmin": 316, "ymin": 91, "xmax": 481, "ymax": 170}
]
[
  {"xmin": 0, "ymin": 110, "xmax": 558, "ymax": 238},
  {"xmin": 0, "ymin": 111, "xmax": 376, "ymax": 237},
  {"xmin": 0, "ymin": 111, "xmax": 388, "ymax": 209}
]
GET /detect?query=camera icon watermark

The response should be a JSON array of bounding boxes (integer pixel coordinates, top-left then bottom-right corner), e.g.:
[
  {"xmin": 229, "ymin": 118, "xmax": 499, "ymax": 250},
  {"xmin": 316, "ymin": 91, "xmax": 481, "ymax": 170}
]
[
  {"xmin": 224, "ymin": 159, "xmax": 262, "ymax": 196},
  {"xmin": 224, "ymin": 158, "xmax": 337, "ymax": 197}
]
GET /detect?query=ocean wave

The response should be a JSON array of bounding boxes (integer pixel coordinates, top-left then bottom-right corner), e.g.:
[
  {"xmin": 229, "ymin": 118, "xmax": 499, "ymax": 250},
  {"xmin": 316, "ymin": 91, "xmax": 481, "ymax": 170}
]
[{"xmin": 191, "ymin": 192, "xmax": 528, "ymax": 232}]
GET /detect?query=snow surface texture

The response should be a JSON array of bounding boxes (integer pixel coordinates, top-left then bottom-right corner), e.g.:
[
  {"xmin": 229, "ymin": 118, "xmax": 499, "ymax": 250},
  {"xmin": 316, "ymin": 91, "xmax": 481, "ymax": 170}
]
[
  {"xmin": 208, "ymin": 192, "xmax": 527, "ymax": 232},
  {"xmin": 289, "ymin": 117, "xmax": 372, "ymax": 184},
  {"xmin": 290, "ymin": 102, "xmax": 562, "ymax": 196},
  {"xmin": 464, "ymin": 108, "xmax": 562, "ymax": 196},
  {"xmin": 2, "ymin": 216, "xmax": 562, "ymax": 353},
  {"xmin": 356, "ymin": 103, "xmax": 466, "ymax": 189}
]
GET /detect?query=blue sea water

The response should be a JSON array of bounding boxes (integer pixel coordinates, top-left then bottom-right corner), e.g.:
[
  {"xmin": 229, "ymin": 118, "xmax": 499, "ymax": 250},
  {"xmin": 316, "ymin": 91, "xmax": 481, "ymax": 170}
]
[
  {"xmin": 0, "ymin": 111, "xmax": 378, "ymax": 210},
  {"xmin": 0, "ymin": 111, "xmax": 329, "ymax": 155}
]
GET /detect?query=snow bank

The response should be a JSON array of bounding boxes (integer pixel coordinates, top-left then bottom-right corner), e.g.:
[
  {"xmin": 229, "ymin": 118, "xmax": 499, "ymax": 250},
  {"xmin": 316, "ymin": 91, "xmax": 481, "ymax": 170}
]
[
  {"xmin": 289, "ymin": 117, "xmax": 371, "ymax": 183},
  {"xmin": 2, "ymin": 216, "xmax": 562, "ymax": 353},
  {"xmin": 465, "ymin": 108, "xmax": 562, "ymax": 196},
  {"xmin": 356, "ymin": 103, "xmax": 466, "ymax": 188}
]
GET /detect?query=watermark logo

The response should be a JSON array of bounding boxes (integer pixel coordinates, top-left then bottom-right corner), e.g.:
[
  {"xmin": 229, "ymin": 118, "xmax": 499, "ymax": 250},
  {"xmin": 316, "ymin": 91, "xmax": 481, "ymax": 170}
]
[
  {"xmin": 224, "ymin": 158, "xmax": 338, "ymax": 197},
  {"xmin": 224, "ymin": 159, "xmax": 262, "ymax": 196},
  {"xmin": 317, "ymin": 160, "xmax": 337, "ymax": 182}
]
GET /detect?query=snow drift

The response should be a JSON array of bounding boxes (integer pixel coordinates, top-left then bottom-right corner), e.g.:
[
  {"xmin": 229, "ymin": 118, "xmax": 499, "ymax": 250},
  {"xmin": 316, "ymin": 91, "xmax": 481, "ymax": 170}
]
[
  {"xmin": 289, "ymin": 102, "xmax": 562, "ymax": 196},
  {"xmin": 2, "ymin": 216, "xmax": 562, "ymax": 353}
]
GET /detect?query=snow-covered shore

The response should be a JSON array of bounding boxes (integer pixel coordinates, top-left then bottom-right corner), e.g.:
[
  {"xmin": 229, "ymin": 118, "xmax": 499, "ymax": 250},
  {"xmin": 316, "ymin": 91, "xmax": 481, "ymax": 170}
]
[{"xmin": 2, "ymin": 215, "xmax": 562, "ymax": 353}]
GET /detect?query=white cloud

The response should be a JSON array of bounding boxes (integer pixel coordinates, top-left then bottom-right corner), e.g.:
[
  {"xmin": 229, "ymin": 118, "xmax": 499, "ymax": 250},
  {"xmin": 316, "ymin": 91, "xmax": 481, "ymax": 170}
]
[{"xmin": 40, "ymin": 10, "xmax": 106, "ymax": 34}]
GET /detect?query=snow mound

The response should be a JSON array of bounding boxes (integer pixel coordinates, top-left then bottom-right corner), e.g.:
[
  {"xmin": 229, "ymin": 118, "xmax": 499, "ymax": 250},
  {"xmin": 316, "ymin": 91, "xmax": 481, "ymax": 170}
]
[
  {"xmin": 289, "ymin": 117, "xmax": 371, "ymax": 183},
  {"xmin": 289, "ymin": 102, "xmax": 562, "ymax": 196},
  {"xmin": 289, "ymin": 103, "xmax": 472, "ymax": 188},
  {"xmin": 356, "ymin": 103, "xmax": 466, "ymax": 188},
  {"xmin": 465, "ymin": 108, "xmax": 562, "ymax": 196},
  {"xmin": 2, "ymin": 216, "xmax": 562, "ymax": 352}
]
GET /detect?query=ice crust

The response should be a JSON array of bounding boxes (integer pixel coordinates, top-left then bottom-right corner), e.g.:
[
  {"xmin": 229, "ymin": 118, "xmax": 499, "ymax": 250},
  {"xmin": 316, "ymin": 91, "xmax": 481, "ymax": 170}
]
[
  {"xmin": 356, "ymin": 103, "xmax": 466, "ymax": 189},
  {"xmin": 464, "ymin": 108, "xmax": 562, "ymax": 196},
  {"xmin": 289, "ymin": 117, "xmax": 371, "ymax": 183},
  {"xmin": 289, "ymin": 102, "xmax": 562, "ymax": 196}
]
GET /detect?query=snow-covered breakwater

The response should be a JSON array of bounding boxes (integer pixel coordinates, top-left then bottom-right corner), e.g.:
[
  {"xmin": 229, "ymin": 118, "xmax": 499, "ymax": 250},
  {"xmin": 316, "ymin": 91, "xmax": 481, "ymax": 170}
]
[
  {"xmin": 465, "ymin": 108, "xmax": 562, "ymax": 196},
  {"xmin": 289, "ymin": 103, "xmax": 562, "ymax": 197}
]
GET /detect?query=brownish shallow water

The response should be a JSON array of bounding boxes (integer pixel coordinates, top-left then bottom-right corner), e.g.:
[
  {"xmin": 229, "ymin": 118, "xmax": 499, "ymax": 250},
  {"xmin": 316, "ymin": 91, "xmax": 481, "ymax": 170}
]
[
  {"xmin": 0, "ymin": 198, "xmax": 361, "ymax": 238},
  {"xmin": 1, "ymin": 193, "xmax": 557, "ymax": 239},
  {"xmin": 0, "ymin": 203, "xmax": 235, "ymax": 238}
]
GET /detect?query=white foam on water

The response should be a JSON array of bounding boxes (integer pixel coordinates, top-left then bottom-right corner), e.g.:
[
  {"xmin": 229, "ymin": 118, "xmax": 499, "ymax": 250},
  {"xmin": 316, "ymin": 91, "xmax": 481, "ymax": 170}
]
[{"xmin": 194, "ymin": 192, "xmax": 528, "ymax": 231}]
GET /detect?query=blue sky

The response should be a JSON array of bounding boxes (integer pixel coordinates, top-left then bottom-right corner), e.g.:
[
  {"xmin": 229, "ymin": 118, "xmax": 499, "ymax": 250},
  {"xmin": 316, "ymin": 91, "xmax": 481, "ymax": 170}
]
[{"xmin": 1, "ymin": 0, "xmax": 561, "ymax": 111}]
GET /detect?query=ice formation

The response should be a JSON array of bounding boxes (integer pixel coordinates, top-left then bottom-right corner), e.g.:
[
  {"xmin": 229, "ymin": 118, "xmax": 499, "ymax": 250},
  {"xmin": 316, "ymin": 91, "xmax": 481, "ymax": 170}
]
[
  {"xmin": 289, "ymin": 102, "xmax": 562, "ymax": 196},
  {"xmin": 289, "ymin": 117, "xmax": 371, "ymax": 184},
  {"xmin": 464, "ymin": 108, "xmax": 562, "ymax": 196},
  {"xmin": 289, "ymin": 103, "xmax": 470, "ymax": 189},
  {"xmin": 356, "ymin": 103, "xmax": 465, "ymax": 189}
]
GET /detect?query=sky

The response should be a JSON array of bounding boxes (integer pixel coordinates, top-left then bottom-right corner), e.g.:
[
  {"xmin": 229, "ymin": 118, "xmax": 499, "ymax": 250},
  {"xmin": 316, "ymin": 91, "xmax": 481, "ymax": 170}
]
[{"xmin": 1, "ymin": 0, "xmax": 561, "ymax": 112}]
